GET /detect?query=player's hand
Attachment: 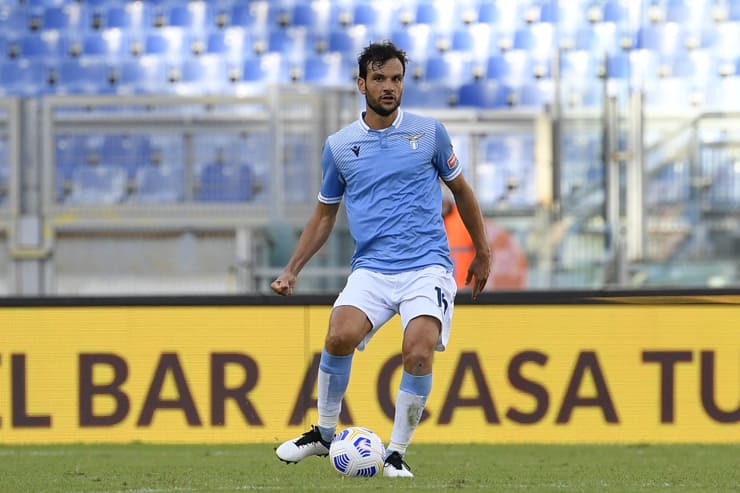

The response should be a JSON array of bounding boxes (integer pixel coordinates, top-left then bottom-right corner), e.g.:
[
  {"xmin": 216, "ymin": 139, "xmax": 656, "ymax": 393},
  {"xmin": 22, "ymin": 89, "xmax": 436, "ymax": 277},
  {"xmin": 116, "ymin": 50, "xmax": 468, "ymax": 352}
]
[
  {"xmin": 271, "ymin": 272, "xmax": 297, "ymax": 296},
  {"xmin": 465, "ymin": 252, "xmax": 492, "ymax": 300}
]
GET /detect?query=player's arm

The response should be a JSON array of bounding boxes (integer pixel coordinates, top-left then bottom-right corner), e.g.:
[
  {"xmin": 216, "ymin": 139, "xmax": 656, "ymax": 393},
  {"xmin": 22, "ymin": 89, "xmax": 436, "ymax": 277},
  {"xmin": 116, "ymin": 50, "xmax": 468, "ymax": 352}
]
[
  {"xmin": 271, "ymin": 201, "xmax": 340, "ymax": 296},
  {"xmin": 445, "ymin": 174, "xmax": 491, "ymax": 299}
]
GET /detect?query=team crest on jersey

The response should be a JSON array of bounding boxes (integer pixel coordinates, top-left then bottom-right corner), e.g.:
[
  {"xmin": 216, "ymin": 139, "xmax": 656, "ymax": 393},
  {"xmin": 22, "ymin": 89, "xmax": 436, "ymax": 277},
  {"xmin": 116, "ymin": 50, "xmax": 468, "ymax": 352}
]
[
  {"xmin": 447, "ymin": 150, "xmax": 458, "ymax": 168},
  {"xmin": 402, "ymin": 133, "xmax": 424, "ymax": 150}
]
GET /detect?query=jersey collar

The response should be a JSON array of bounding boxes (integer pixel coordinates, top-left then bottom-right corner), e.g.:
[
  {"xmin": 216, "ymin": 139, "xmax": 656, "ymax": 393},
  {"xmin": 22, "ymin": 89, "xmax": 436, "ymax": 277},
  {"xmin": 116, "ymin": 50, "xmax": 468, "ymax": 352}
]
[{"xmin": 358, "ymin": 108, "xmax": 404, "ymax": 132}]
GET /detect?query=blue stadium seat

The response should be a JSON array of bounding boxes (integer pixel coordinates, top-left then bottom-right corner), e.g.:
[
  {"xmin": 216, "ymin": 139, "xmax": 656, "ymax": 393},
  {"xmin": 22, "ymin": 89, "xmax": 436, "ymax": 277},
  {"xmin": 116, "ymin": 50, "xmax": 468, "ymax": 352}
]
[
  {"xmin": 144, "ymin": 27, "xmax": 190, "ymax": 61},
  {"xmin": 66, "ymin": 165, "xmax": 128, "ymax": 205},
  {"xmin": 80, "ymin": 29, "xmax": 128, "ymax": 60},
  {"xmin": 115, "ymin": 56, "xmax": 169, "ymax": 94},
  {"xmin": 302, "ymin": 52, "xmax": 348, "ymax": 86},
  {"xmin": 16, "ymin": 31, "xmax": 66, "ymax": 59},
  {"xmin": 665, "ymin": 0, "xmax": 690, "ymax": 23},
  {"xmin": 167, "ymin": 1, "xmax": 211, "ymax": 33},
  {"xmin": 228, "ymin": 2, "xmax": 269, "ymax": 28},
  {"xmin": 104, "ymin": 2, "xmax": 151, "ymax": 33},
  {"xmin": 0, "ymin": 6, "xmax": 29, "ymax": 36},
  {"xmin": 196, "ymin": 162, "xmax": 256, "ymax": 203},
  {"xmin": 402, "ymin": 79, "xmax": 457, "ymax": 108},
  {"xmin": 477, "ymin": 1, "xmax": 501, "ymax": 24},
  {"xmin": 291, "ymin": 1, "xmax": 332, "ymax": 33},
  {"xmin": 131, "ymin": 165, "xmax": 184, "ymax": 204},
  {"xmin": 206, "ymin": 27, "xmax": 252, "ymax": 62},
  {"xmin": 458, "ymin": 80, "xmax": 513, "ymax": 108},
  {"xmin": 602, "ymin": 0, "xmax": 628, "ymax": 24},
  {"xmin": 56, "ymin": 58, "xmax": 113, "ymax": 94},
  {"xmin": 240, "ymin": 53, "xmax": 289, "ymax": 85},
  {"xmin": 605, "ymin": 52, "xmax": 630, "ymax": 79},
  {"xmin": 413, "ymin": 0, "xmax": 458, "ymax": 33},
  {"xmin": 635, "ymin": 23, "xmax": 684, "ymax": 58},
  {"xmin": 175, "ymin": 55, "xmax": 228, "ymax": 95},
  {"xmin": 0, "ymin": 59, "xmax": 53, "ymax": 96},
  {"xmin": 391, "ymin": 25, "xmax": 433, "ymax": 64},
  {"xmin": 100, "ymin": 134, "xmax": 151, "ymax": 177},
  {"xmin": 514, "ymin": 22, "xmax": 555, "ymax": 62},
  {"xmin": 267, "ymin": 27, "xmax": 311, "ymax": 59},
  {"xmin": 40, "ymin": 4, "xmax": 85, "ymax": 31},
  {"xmin": 486, "ymin": 50, "xmax": 532, "ymax": 87},
  {"xmin": 424, "ymin": 51, "xmax": 474, "ymax": 87},
  {"xmin": 451, "ymin": 23, "xmax": 492, "ymax": 63},
  {"xmin": 328, "ymin": 26, "xmax": 369, "ymax": 57},
  {"xmin": 730, "ymin": 1, "xmax": 740, "ymax": 21},
  {"xmin": 353, "ymin": 3, "xmax": 379, "ymax": 27}
]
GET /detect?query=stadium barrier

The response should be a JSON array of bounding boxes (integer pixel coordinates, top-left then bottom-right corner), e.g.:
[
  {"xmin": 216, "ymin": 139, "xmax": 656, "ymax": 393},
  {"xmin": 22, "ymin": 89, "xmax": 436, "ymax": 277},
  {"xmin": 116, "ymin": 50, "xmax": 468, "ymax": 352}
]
[{"xmin": 0, "ymin": 289, "xmax": 738, "ymax": 444}]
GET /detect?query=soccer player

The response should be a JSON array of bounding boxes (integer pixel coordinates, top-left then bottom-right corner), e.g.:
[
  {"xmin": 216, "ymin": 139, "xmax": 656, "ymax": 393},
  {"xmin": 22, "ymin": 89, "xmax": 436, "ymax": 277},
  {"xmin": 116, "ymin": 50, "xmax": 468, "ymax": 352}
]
[{"xmin": 271, "ymin": 41, "xmax": 491, "ymax": 477}]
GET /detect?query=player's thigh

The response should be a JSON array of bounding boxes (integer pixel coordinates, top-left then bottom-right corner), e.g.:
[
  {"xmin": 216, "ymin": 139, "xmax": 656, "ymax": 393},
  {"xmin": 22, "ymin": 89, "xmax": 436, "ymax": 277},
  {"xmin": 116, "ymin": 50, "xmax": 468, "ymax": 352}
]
[{"xmin": 326, "ymin": 305, "xmax": 373, "ymax": 354}]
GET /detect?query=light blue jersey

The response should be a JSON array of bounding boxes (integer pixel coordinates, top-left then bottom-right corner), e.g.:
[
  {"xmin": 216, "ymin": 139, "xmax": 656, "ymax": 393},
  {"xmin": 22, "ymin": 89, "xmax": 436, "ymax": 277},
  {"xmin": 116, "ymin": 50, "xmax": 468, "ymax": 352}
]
[{"xmin": 319, "ymin": 109, "xmax": 462, "ymax": 274}]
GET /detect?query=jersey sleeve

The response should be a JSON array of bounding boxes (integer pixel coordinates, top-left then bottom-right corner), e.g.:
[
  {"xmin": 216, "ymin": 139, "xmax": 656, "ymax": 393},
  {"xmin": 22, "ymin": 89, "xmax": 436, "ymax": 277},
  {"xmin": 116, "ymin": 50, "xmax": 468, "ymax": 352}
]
[
  {"xmin": 317, "ymin": 139, "xmax": 344, "ymax": 204},
  {"xmin": 433, "ymin": 120, "xmax": 463, "ymax": 182}
]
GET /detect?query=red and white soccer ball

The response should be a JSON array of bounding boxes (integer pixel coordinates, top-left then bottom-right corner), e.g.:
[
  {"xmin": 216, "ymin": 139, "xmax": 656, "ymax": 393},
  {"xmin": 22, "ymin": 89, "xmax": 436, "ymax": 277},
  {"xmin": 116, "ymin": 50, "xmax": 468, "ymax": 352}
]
[{"xmin": 329, "ymin": 427, "xmax": 385, "ymax": 477}]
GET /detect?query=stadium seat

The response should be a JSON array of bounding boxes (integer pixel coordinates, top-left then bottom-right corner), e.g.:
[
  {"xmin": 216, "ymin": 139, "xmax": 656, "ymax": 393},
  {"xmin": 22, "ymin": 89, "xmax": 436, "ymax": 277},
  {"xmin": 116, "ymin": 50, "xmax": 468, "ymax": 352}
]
[
  {"xmin": 56, "ymin": 58, "xmax": 114, "ymax": 94},
  {"xmin": 175, "ymin": 55, "xmax": 228, "ymax": 95},
  {"xmin": 131, "ymin": 165, "xmax": 184, "ymax": 204},
  {"xmin": 486, "ymin": 50, "xmax": 532, "ymax": 87},
  {"xmin": 451, "ymin": 23, "xmax": 492, "ymax": 63},
  {"xmin": 635, "ymin": 23, "xmax": 684, "ymax": 58},
  {"xmin": 413, "ymin": 0, "xmax": 458, "ymax": 34},
  {"xmin": 40, "ymin": 4, "xmax": 84, "ymax": 31},
  {"xmin": 206, "ymin": 27, "xmax": 252, "ymax": 62},
  {"xmin": 144, "ymin": 27, "xmax": 190, "ymax": 61},
  {"xmin": 302, "ymin": 52, "xmax": 348, "ymax": 86},
  {"xmin": 0, "ymin": 6, "xmax": 29, "ymax": 36},
  {"xmin": 423, "ymin": 51, "xmax": 474, "ymax": 87},
  {"xmin": 196, "ymin": 162, "xmax": 256, "ymax": 203},
  {"xmin": 166, "ymin": 1, "xmax": 210, "ymax": 33},
  {"xmin": 240, "ymin": 53, "xmax": 289, "ymax": 85},
  {"xmin": 227, "ymin": 2, "xmax": 269, "ymax": 29},
  {"xmin": 99, "ymin": 134, "xmax": 151, "ymax": 177},
  {"xmin": 80, "ymin": 29, "xmax": 128, "ymax": 60},
  {"xmin": 602, "ymin": 0, "xmax": 628, "ymax": 24},
  {"xmin": 291, "ymin": 1, "xmax": 332, "ymax": 33},
  {"xmin": 115, "ymin": 56, "xmax": 169, "ymax": 94},
  {"xmin": 514, "ymin": 22, "xmax": 555, "ymax": 62},
  {"xmin": 391, "ymin": 24, "xmax": 433, "ymax": 64},
  {"xmin": 402, "ymin": 79, "xmax": 457, "ymax": 108},
  {"xmin": 458, "ymin": 80, "xmax": 513, "ymax": 108},
  {"xmin": 16, "ymin": 31, "xmax": 66, "ymax": 59},
  {"xmin": 328, "ymin": 26, "xmax": 369, "ymax": 57},
  {"xmin": 267, "ymin": 27, "xmax": 311, "ymax": 59},
  {"xmin": 353, "ymin": 3, "xmax": 379, "ymax": 27},
  {"xmin": 0, "ymin": 58, "xmax": 53, "ymax": 96},
  {"xmin": 66, "ymin": 165, "xmax": 128, "ymax": 205},
  {"xmin": 104, "ymin": 2, "xmax": 151, "ymax": 33}
]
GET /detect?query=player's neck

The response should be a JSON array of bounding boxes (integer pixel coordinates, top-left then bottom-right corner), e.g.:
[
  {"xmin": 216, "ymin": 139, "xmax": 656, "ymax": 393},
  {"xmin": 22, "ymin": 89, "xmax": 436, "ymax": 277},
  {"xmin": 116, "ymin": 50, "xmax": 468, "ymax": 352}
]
[{"xmin": 363, "ymin": 109, "xmax": 398, "ymax": 130}]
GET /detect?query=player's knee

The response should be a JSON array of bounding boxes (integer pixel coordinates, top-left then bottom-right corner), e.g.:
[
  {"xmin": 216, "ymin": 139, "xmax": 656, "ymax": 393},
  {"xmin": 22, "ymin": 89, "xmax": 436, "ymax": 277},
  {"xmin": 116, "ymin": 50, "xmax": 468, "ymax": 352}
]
[
  {"xmin": 324, "ymin": 329, "xmax": 360, "ymax": 355},
  {"xmin": 402, "ymin": 345, "xmax": 434, "ymax": 375}
]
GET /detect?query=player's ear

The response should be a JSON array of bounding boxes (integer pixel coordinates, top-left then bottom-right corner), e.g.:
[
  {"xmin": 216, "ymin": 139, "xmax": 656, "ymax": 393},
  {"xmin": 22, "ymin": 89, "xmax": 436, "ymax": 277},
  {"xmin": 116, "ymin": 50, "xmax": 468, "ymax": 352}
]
[{"xmin": 357, "ymin": 77, "xmax": 366, "ymax": 94}]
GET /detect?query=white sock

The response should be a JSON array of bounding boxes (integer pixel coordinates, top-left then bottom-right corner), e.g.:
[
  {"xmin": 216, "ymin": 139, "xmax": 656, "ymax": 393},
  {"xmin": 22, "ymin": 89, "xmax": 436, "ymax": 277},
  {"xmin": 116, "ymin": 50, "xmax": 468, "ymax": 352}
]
[{"xmin": 387, "ymin": 389, "xmax": 426, "ymax": 456}]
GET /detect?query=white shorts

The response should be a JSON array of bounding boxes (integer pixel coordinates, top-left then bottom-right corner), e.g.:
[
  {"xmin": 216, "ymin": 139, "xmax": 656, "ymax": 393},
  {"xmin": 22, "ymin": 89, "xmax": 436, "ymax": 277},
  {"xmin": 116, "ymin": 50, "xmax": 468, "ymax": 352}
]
[{"xmin": 333, "ymin": 265, "xmax": 457, "ymax": 352}]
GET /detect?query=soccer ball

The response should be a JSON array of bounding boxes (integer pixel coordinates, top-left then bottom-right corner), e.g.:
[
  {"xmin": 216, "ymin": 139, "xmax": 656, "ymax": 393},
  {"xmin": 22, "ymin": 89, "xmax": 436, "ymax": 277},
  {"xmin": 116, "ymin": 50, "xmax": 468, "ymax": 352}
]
[{"xmin": 329, "ymin": 427, "xmax": 385, "ymax": 477}]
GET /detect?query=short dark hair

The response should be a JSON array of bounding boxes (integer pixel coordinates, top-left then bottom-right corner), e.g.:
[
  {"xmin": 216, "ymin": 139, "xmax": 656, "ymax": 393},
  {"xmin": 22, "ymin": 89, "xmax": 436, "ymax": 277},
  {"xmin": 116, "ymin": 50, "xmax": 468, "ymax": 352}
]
[{"xmin": 357, "ymin": 41, "xmax": 408, "ymax": 79}]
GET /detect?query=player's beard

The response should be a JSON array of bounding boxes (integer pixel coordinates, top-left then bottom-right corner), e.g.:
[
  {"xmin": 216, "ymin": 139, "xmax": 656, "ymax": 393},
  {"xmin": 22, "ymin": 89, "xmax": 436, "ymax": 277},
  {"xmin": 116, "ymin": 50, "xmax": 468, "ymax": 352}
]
[{"xmin": 366, "ymin": 93, "xmax": 401, "ymax": 117}]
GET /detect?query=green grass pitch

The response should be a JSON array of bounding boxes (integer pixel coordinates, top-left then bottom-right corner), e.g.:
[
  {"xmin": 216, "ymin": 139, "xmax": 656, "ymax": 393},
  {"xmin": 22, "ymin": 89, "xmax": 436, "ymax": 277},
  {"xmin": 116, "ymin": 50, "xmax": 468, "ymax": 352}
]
[{"xmin": 1, "ymin": 443, "xmax": 738, "ymax": 492}]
